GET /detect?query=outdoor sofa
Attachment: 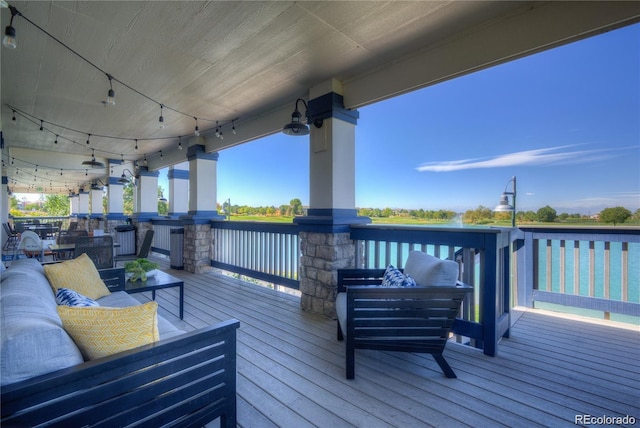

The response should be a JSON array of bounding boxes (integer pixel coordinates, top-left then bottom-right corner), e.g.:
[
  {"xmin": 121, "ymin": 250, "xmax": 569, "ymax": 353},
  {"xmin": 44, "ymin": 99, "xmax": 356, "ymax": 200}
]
[{"xmin": 1, "ymin": 256, "xmax": 239, "ymax": 427}]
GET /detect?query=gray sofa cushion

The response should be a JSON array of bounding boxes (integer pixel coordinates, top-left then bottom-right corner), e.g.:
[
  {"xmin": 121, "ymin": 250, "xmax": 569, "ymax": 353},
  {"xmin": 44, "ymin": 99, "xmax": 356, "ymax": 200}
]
[
  {"xmin": 1, "ymin": 259, "xmax": 83, "ymax": 385},
  {"xmin": 1, "ymin": 259, "xmax": 184, "ymax": 385}
]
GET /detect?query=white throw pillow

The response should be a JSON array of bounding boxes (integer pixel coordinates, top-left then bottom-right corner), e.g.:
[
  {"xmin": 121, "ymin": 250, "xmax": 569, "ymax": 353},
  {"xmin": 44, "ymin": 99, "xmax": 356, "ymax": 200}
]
[{"xmin": 403, "ymin": 251, "xmax": 458, "ymax": 287}]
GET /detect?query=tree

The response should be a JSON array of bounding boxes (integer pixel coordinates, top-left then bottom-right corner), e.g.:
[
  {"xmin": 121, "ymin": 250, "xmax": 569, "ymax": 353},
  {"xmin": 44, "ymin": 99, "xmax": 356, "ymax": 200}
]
[
  {"xmin": 123, "ymin": 182, "xmax": 134, "ymax": 215},
  {"xmin": 158, "ymin": 186, "xmax": 168, "ymax": 216},
  {"xmin": 463, "ymin": 205, "xmax": 493, "ymax": 224},
  {"xmin": 43, "ymin": 195, "xmax": 70, "ymax": 216},
  {"xmin": 599, "ymin": 207, "xmax": 632, "ymax": 226},
  {"xmin": 289, "ymin": 198, "xmax": 303, "ymax": 216},
  {"xmin": 536, "ymin": 205, "xmax": 557, "ymax": 223}
]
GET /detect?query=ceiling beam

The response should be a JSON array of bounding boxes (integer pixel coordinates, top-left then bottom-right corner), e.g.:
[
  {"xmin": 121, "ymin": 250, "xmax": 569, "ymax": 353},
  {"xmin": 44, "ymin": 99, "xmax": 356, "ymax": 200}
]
[{"xmin": 343, "ymin": 1, "xmax": 640, "ymax": 108}]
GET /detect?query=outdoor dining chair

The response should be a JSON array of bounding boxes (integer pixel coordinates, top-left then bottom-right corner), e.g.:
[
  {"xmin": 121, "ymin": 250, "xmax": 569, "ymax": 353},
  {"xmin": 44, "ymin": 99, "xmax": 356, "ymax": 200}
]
[
  {"xmin": 2, "ymin": 223, "xmax": 19, "ymax": 250},
  {"xmin": 74, "ymin": 235, "xmax": 114, "ymax": 269},
  {"xmin": 114, "ymin": 229, "xmax": 154, "ymax": 266}
]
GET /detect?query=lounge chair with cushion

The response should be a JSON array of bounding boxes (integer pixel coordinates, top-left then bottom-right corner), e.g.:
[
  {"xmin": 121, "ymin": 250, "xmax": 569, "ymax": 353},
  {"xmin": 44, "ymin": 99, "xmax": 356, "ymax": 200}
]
[{"xmin": 336, "ymin": 251, "xmax": 473, "ymax": 379}]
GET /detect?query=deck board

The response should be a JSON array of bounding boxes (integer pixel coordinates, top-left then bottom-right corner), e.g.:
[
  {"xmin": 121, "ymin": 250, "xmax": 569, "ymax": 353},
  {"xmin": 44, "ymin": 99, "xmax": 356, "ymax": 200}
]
[{"xmin": 134, "ymin": 257, "xmax": 640, "ymax": 427}]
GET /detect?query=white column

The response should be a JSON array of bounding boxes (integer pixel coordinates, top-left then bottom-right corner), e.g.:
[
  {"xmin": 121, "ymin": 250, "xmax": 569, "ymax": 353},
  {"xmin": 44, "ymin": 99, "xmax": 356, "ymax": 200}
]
[
  {"xmin": 90, "ymin": 187, "xmax": 103, "ymax": 217},
  {"xmin": 168, "ymin": 161, "xmax": 189, "ymax": 216},
  {"xmin": 69, "ymin": 193, "xmax": 79, "ymax": 216},
  {"xmin": 185, "ymin": 144, "xmax": 221, "ymax": 219},
  {"xmin": 78, "ymin": 190, "xmax": 90, "ymax": 218},
  {"xmin": 294, "ymin": 79, "xmax": 368, "ymax": 227},
  {"xmin": 135, "ymin": 166, "xmax": 159, "ymax": 221},
  {"xmin": 106, "ymin": 160, "xmax": 125, "ymax": 220}
]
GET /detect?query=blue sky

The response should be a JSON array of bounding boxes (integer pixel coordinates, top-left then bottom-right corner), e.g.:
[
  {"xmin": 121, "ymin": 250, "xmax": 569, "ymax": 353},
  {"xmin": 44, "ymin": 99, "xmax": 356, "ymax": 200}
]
[{"xmin": 170, "ymin": 24, "xmax": 640, "ymax": 215}]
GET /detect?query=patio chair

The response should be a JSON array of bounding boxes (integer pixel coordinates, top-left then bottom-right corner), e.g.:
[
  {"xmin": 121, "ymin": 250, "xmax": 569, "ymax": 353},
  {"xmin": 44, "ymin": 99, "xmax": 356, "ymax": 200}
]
[
  {"xmin": 74, "ymin": 235, "xmax": 114, "ymax": 269},
  {"xmin": 3, "ymin": 223, "xmax": 19, "ymax": 250},
  {"xmin": 114, "ymin": 230, "xmax": 154, "ymax": 266},
  {"xmin": 336, "ymin": 251, "xmax": 473, "ymax": 379},
  {"xmin": 55, "ymin": 231, "xmax": 86, "ymax": 261},
  {"xmin": 17, "ymin": 231, "xmax": 44, "ymax": 261}
]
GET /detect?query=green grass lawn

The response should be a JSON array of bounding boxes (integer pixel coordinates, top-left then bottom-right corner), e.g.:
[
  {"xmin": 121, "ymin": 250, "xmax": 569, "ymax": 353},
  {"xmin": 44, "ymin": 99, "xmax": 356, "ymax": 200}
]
[{"xmin": 226, "ymin": 214, "xmax": 639, "ymax": 227}]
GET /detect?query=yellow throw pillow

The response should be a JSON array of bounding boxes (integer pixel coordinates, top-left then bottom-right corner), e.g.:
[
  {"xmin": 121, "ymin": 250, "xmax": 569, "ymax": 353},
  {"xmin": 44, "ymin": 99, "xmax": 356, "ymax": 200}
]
[
  {"xmin": 57, "ymin": 302, "xmax": 160, "ymax": 360},
  {"xmin": 44, "ymin": 253, "xmax": 111, "ymax": 300}
]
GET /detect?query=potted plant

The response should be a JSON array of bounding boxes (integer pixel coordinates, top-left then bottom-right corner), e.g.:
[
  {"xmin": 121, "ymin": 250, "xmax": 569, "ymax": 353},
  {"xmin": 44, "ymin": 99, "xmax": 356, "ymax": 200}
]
[{"xmin": 124, "ymin": 258, "xmax": 159, "ymax": 282}]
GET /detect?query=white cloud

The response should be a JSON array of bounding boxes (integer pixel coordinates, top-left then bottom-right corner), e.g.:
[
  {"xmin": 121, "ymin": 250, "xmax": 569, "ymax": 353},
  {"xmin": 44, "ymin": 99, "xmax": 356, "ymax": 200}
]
[{"xmin": 415, "ymin": 145, "xmax": 616, "ymax": 172}]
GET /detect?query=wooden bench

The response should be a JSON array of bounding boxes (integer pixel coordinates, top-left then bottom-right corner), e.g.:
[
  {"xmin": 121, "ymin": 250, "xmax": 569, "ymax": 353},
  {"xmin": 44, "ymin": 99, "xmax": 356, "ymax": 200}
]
[
  {"xmin": 337, "ymin": 268, "xmax": 472, "ymax": 379},
  {"xmin": 1, "ymin": 269, "xmax": 240, "ymax": 428}
]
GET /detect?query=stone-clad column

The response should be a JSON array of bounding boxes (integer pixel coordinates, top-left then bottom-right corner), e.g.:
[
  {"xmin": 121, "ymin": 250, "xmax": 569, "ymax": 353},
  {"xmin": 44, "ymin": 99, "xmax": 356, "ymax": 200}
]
[
  {"xmin": 299, "ymin": 231, "xmax": 357, "ymax": 318},
  {"xmin": 294, "ymin": 79, "xmax": 369, "ymax": 318},
  {"xmin": 180, "ymin": 143, "xmax": 224, "ymax": 274}
]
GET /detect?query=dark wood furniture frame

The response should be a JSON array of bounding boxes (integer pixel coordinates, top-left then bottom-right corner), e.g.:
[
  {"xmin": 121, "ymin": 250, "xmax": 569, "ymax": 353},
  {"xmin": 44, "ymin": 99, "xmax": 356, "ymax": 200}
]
[
  {"xmin": 337, "ymin": 268, "xmax": 473, "ymax": 379},
  {"xmin": 1, "ymin": 268, "xmax": 240, "ymax": 428},
  {"xmin": 124, "ymin": 269, "xmax": 185, "ymax": 319}
]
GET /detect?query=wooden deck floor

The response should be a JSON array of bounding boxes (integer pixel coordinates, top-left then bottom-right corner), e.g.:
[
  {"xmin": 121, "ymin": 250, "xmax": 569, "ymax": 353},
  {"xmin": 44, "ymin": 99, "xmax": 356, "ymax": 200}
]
[{"xmin": 136, "ymin": 257, "xmax": 639, "ymax": 428}]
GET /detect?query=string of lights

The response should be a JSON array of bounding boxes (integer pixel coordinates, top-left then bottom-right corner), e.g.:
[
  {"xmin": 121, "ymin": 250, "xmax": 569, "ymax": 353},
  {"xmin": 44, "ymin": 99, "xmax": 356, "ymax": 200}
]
[
  {"xmin": 2, "ymin": 152, "xmax": 112, "ymax": 192},
  {"xmin": 3, "ymin": 3, "xmax": 238, "ymax": 129}
]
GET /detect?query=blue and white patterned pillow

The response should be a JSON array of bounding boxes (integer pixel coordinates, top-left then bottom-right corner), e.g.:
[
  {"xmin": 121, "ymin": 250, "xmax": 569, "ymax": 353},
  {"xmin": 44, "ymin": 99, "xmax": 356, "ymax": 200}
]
[
  {"xmin": 56, "ymin": 288, "xmax": 100, "ymax": 307},
  {"xmin": 381, "ymin": 265, "xmax": 417, "ymax": 287}
]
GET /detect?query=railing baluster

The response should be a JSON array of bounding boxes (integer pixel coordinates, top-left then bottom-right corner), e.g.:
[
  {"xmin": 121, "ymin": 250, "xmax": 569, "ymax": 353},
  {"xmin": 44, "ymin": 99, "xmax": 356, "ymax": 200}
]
[
  {"xmin": 573, "ymin": 240, "xmax": 580, "ymax": 295},
  {"xmin": 559, "ymin": 240, "xmax": 566, "ymax": 294},
  {"xmin": 622, "ymin": 242, "xmax": 628, "ymax": 302},
  {"xmin": 589, "ymin": 241, "xmax": 595, "ymax": 297}
]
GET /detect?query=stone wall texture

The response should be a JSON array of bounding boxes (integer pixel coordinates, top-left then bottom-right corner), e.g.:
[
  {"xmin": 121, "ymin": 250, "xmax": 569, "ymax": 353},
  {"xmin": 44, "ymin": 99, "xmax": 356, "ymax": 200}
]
[
  {"xmin": 183, "ymin": 224, "xmax": 213, "ymax": 274},
  {"xmin": 299, "ymin": 231, "xmax": 356, "ymax": 319}
]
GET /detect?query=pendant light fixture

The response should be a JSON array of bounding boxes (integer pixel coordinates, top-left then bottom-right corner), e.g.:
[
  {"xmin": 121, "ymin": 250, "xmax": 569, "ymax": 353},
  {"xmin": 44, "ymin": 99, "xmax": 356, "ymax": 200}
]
[
  {"xmin": 106, "ymin": 74, "xmax": 115, "ymax": 106},
  {"xmin": 3, "ymin": 6, "xmax": 19, "ymax": 50},
  {"xmin": 194, "ymin": 117, "xmax": 200, "ymax": 136},
  {"xmin": 81, "ymin": 149, "xmax": 105, "ymax": 168},
  {"xmin": 158, "ymin": 104, "xmax": 165, "ymax": 128}
]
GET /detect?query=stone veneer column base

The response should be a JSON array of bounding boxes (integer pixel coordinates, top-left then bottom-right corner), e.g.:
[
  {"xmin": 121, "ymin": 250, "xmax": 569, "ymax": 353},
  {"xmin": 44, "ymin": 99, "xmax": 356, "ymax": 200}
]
[
  {"xmin": 183, "ymin": 223, "xmax": 213, "ymax": 274},
  {"xmin": 299, "ymin": 231, "xmax": 356, "ymax": 319}
]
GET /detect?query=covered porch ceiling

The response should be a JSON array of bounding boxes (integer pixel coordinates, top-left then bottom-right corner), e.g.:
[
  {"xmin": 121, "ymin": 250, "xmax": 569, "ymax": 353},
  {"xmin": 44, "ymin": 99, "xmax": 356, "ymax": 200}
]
[{"xmin": 2, "ymin": 1, "xmax": 639, "ymax": 194}]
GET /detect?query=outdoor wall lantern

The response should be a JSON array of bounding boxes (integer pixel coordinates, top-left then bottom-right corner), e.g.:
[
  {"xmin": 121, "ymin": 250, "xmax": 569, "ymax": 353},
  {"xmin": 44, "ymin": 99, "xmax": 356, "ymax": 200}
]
[
  {"xmin": 117, "ymin": 169, "xmax": 136, "ymax": 186},
  {"xmin": 90, "ymin": 179, "xmax": 106, "ymax": 191},
  {"xmin": 494, "ymin": 176, "xmax": 517, "ymax": 227},
  {"xmin": 282, "ymin": 98, "xmax": 323, "ymax": 136}
]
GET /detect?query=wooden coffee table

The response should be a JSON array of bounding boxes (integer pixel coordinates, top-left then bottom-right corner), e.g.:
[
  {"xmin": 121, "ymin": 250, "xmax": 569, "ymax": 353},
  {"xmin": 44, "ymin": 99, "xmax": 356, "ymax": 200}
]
[{"xmin": 125, "ymin": 270, "xmax": 184, "ymax": 319}]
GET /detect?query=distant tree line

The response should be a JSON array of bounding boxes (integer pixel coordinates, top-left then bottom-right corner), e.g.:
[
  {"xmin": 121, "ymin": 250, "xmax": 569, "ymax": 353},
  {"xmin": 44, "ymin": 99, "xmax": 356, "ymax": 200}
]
[
  {"xmin": 461, "ymin": 205, "xmax": 639, "ymax": 226},
  {"xmin": 219, "ymin": 198, "xmax": 304, "ymax": 217},
  {"xmin": 9, "ymin": 193, "xmax": 639, "ymax": 226},
  {"xmin": 358, "ymin": 207, "xmax": 457, "ymax": 220}
]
